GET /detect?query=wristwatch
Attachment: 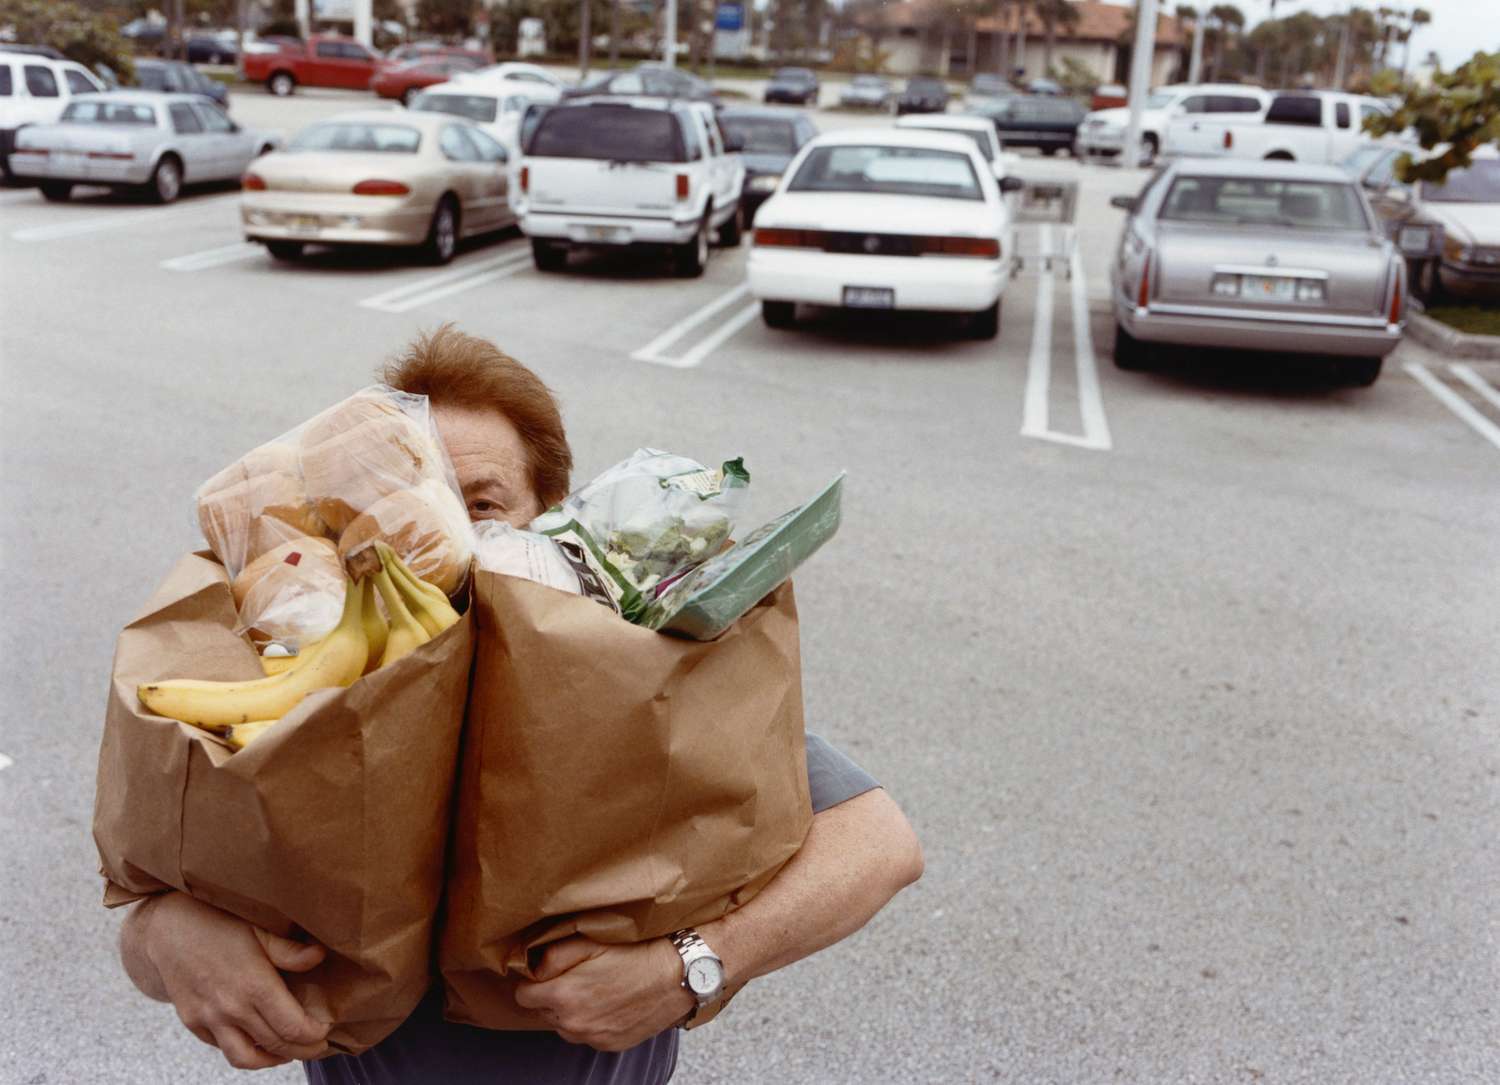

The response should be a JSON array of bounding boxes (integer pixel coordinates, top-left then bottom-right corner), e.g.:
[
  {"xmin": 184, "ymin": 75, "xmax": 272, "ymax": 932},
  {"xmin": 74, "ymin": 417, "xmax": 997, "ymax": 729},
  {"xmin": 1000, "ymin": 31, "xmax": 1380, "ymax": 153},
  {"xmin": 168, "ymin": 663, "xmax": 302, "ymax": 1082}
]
[{"xmin": 668, "ymin": 927, "xmax": 724, "ymax": 1023}]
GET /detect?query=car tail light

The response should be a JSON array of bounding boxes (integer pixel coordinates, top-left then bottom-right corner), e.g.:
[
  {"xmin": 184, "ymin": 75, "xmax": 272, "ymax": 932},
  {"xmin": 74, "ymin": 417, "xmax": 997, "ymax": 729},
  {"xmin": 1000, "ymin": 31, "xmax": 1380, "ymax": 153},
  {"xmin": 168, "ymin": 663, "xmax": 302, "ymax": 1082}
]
[
  {"xmin": 520, "ymin": 166, "xmax": 529, "ymax": 194},
  {"xmin": 754, "ymin": 227, "xmax": 819, "ymax": 248},
  {"xmin": 1388, "ymin": 266, "xmax": 1403, "ymax": 325},
  {"xmin": 917, "ymin": 236, "xmax": 1001, "ymax": 259},
  {"xmin": 1137, "ymin": 250, "xmax": 1152, "ymax": 309},
  {"xmin": 675, "ymin": 172, "xmax": 690, "ymax": 200},
  {"xmin": 1223, "ymin": 130, "xmax": 1233, "ymax": 150},
  {"xmin": 352, "ymin": 179, "xmax": 410, "ymax": 196},
  {"xmin": 242, "ymin": 172, "xmax": 267, "ymax": 191}
]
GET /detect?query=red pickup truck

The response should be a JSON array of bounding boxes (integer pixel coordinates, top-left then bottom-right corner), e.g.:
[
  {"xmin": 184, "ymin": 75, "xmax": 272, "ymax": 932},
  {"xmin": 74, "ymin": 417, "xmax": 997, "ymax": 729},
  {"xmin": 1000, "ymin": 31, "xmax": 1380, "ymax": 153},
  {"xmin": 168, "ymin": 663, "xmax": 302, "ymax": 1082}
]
[{"xmin": 244, "ymin": 35, "xmax": 382, "ymax": 97}]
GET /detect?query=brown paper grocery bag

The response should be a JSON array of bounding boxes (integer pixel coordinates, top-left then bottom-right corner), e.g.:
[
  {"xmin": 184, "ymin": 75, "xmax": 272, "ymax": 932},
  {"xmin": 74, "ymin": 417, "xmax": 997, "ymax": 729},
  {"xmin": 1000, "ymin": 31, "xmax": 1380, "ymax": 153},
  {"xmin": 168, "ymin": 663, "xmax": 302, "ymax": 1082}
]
[
  {"xmin": 93, "ymin": 552, "xmax": 474, "ymax": 1055},
  {"xmin": 439, "ymin": 571, "xmax": 813, "ymax": 1030}
]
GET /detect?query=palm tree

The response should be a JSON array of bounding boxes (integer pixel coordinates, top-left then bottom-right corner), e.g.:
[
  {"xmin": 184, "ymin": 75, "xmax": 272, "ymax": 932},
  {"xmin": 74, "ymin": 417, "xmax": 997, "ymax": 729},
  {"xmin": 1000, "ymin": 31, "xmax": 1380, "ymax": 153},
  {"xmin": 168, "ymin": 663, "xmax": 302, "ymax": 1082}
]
[
  {"xmin": 1401, "ymin": 7, "xmax": 1431, "ymax": 79},
  {"xmin": 1174, "ymin": 4, "xmax": 1198, "ymax": 81},
  {"xmin": 1207, "ymin": 4, "xmax": 1243, "ymax": 82},
  {"xmin": 1036, "ymin": 0, "xmax": 1080, "ymax": 75}
]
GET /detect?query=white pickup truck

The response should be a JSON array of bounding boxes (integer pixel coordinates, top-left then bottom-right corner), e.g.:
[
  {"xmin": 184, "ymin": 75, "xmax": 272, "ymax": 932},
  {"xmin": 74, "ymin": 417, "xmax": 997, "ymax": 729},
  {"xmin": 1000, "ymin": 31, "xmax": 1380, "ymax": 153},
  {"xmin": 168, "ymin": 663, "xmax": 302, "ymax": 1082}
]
[
  {"xmin": 518, "ymin": 96, "xmax": 745, "ymax": 277},
  {"xmin": 0, "ymin": 52, "xmax": 107, "ymax": 179},
  {"xmin": 1166, "ymin": 90, "xmax": 1392, "ymax": 165}
]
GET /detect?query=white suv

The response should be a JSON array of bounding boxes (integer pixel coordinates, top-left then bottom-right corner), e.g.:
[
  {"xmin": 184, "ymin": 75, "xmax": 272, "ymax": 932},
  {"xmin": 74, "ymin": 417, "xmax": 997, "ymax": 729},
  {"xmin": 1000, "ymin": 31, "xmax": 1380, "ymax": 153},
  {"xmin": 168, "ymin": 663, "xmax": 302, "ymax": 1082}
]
[
  {"xmin": 0, "ymin": 52, "xmax": 106, "ymax": 178},
  {"xmin": 518, "ymin": 96, "xmax": 745, "ymax": 277},
  {"xmin": 1078, "ymin": 83, "xmax": 1268, "ymax": 165}
]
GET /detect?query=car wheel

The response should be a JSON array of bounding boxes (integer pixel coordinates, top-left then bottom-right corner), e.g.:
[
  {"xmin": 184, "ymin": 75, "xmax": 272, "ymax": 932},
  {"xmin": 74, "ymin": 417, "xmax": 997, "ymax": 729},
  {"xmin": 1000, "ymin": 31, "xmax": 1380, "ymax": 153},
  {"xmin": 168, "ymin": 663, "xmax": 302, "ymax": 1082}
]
[
  {"xmin": 716, "ymin": 204, "xmax": 742, "ymax": 248},
  {"xmin": 674, "ymin": 213, "xmax": 709, "ymax": 278},
  {"xmin": 969, "ymin": 300, "xmax": 1001, "ymax": 340},
  {"xmin": 265, "ymin": 240, "xmax": 304, "ymax": 261},
  {"xmin": 268, "ymin": 71, "xmax": 295, "ymax": 97},
  {"xmin": 1138, "ymin": 134, "xmax": 1158, "ymax": 167},
  {"xmin": 1113, "ymin": 322, "xmax": 1148, "ymax": 370},
  {"xmin": 532, "ymin": 238, "xmax": 567, "ymax": 272},
  {"xmin": 39, "ymin": 181, "xmax": 72, "ymax": 202},
  {"xmin": 421, "ymin": 197, "xmax": 459, "ymax": 265},
  {"xmin": 762, "ymin": 300, "xmax": 796, "ymax": 329},
  {"xmin": 147, "ymin": 155, "xmax": 182, "ymax": 204},
  {"xmin": 1344, "ymin": 357, "xmax": 1383, "ymax": 387},
  {"xmin": 1415, "ymin": 259, "xmax": 1444, "ymax": 304},
  {"xmin": 1041, "ymin": 146, "xmax": 1058, "ymax": 157}
]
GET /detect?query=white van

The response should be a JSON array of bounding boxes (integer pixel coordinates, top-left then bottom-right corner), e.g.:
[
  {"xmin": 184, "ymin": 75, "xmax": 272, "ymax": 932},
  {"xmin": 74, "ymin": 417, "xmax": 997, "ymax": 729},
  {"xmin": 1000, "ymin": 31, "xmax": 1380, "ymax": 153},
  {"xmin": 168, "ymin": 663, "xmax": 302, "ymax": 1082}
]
[{"xmin": 0, "ymin": 52, "xmax": 107, "ymax": 177}]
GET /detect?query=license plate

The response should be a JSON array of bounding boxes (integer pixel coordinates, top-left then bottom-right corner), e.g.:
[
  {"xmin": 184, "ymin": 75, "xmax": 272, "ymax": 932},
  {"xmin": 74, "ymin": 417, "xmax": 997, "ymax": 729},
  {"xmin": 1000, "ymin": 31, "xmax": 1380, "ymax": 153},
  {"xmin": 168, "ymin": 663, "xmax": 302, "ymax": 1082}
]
[
  {"xmin": 583, "ymin": 224, "xmax": 627, "ymax": 243},
  {"xmin": 1242, "ymin": 274, "xmax": 1295, "ymax": 300},
  {"xmin": 52, "ymin": 152, "xmax": 86, "ymax": 173},
  {"xmin": 843, "ymin": 286, "xmax": 895, "ymax": 309},
  {"xmin": 288, "ymin": 215, "xmax": 321, "ymax": 234}
]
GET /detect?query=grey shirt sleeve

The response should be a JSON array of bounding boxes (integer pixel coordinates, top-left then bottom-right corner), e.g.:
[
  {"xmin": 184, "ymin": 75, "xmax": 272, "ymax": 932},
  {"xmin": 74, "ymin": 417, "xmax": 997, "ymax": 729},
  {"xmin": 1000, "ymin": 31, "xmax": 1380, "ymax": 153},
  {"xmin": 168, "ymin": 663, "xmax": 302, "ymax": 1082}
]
[{"xmin": 805, "ymin": 731, "xmax": 880, "ymax": 813}]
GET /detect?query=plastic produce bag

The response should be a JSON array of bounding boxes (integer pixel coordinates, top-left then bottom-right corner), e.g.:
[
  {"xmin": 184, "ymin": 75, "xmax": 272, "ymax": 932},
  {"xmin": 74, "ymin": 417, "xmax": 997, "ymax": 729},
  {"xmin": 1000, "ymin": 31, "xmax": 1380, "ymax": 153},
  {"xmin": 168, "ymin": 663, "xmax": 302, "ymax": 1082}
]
[
  {"xmin": 194, "ymin": 385, "xmax": 473, "ymax": 650},
  {"xmin": 529, "ymin": 449, "xmax": 750, "ymax": 623}
]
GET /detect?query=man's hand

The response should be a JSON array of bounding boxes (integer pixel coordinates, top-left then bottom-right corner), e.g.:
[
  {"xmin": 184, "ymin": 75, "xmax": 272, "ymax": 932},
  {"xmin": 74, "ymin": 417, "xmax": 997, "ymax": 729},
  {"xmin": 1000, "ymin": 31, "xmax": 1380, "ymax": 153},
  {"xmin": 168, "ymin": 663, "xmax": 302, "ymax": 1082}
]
[
  {"xmin": 513, "ymin": 936, "xmax": 695, "ymax": 1052},
  {"xmin": 122, "ymin": 891, "xmax": 332, "ymax": 1070}
]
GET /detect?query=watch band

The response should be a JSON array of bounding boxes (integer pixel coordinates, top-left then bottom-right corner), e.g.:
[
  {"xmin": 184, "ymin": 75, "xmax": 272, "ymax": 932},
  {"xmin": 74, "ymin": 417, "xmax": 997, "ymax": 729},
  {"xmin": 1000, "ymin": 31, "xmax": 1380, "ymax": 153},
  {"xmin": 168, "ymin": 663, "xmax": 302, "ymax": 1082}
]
[{"xmin": 669, "ymin": 927, "xmax": 724, "ymax": 1015}]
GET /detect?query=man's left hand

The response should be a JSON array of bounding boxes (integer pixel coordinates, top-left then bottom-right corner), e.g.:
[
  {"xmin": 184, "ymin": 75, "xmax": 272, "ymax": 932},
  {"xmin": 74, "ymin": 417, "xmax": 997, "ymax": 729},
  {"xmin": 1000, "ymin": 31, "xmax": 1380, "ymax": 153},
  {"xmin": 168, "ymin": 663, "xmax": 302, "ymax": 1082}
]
[{"xmin": 513, "ymin": 936, "xmax": 696, "ymax": 1052}]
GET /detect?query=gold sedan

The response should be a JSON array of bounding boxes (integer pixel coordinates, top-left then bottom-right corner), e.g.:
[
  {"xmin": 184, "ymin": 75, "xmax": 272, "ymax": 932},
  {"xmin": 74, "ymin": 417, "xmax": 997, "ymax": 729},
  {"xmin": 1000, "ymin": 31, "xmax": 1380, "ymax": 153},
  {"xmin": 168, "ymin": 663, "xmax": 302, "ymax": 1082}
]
[{"xmin": 241, "ymin": 110, "xmax": 514, "ymax": 265}]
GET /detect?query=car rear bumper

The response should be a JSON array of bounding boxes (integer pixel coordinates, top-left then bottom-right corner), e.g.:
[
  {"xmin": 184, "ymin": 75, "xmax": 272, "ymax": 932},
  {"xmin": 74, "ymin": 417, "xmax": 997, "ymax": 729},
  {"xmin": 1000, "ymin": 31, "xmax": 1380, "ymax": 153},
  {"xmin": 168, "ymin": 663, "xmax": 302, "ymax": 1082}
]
[
  {"xmin": 749, "ymin": 248, "xmax": 1007, "ymax": 312},
  {"xmin": 1438, "ymin": 260, "xmax": 1500, "ymax": 297},
  {"xmin": 1118, "ymin": 298, "xmax": 1403, "ymax": 358},
  {"xmin": 7, "ymin": 155, "xmax": 151, "ymax": 185},
  {"xmin": 242, "ymin": 193, "xmax": 430, "ymax": 246},
  {"xmin": 521, "ymin": 210, "xmax": 700, "ymax": 247}
]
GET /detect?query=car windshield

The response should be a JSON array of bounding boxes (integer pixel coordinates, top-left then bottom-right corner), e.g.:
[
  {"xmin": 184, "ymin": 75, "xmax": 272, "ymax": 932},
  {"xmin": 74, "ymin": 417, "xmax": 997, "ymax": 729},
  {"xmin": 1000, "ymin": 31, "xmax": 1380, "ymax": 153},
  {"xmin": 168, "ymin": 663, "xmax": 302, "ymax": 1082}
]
[
  {"xmin": 721, "ymin": 117, "xmax": 794, "ymax": 154},
  {"xmin": 1147, "ymin": 92, "xmax": 1175, "ymax": 109},
  {"xmin": 136, "ymin": 66, "xmax": 169, "ymax": 90},
  {"xmin": 412, "ymin": 92, "xmax": 498, "ymax": 123},
  {"xmin": 1159, "ymin": 176, "xmax": 1369, "ymax": 229},
  {"xmin": 1422, "ymin": 160, "xmax": 1500, "ymax": 203},
  {"xmin": 789, "ymin": 145, "xmax": 982, "ymax": 201},
  {"xmin": 1339, "ymin": 144, "xmax": 1389, "ymax": 176},
  {"xmin": 530, "ymin": 105, "xmax": 682, "ymax": 162},
  {"xmin": 289, "ymin": 122, "xmax": 421, "ymax": 153},
  {"xmin": 910, "ymin": 124, "xmax": 991, "ymax": 156},
  {"xmin": 61, "ymin": 100, "xmax": 157, "ymax": 125}
]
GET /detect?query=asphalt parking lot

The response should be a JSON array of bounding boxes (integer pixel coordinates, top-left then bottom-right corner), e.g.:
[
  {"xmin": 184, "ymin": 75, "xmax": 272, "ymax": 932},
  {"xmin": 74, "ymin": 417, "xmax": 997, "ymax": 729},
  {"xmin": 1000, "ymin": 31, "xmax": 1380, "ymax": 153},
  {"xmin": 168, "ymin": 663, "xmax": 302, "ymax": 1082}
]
[{"xmin": 1, "ymin": 87, "xmax": 1497, "ymax": 1084}]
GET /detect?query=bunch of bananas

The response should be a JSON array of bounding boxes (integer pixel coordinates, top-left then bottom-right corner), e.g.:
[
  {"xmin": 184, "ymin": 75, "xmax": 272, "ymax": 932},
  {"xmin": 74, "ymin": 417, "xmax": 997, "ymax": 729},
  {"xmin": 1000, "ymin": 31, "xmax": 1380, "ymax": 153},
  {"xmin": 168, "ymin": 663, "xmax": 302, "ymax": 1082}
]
[{"xmin": 138, "ymin": 543, "xmax": 460, "ymax": 750}]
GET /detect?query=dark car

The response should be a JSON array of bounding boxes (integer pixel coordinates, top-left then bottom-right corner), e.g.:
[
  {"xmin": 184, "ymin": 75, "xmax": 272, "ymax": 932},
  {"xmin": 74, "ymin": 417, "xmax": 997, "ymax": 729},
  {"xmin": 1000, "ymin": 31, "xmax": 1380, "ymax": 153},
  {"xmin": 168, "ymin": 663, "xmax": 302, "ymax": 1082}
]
[
  {"xmin": 975, "ymin": 94, "xmax": 1085, "ymax": 155},
  {"xmin": 896, "ymin": 76, "xmax": 949, "ymax": 115},
  {"xmin": 185, "ymin": 35, "xmax": 237, "ymax": 64},
  {"xmin": 565, "ymin": 64, "xmax": 716, "ymax": 103},
  {"xmin": 134, "ymin": 59, "xmax": 229, "ymax": 108},
  {"xmin": 718, "ymin": 105, "xmax": 817, "ymax": 224},
  {"xmin": 763, "ymin": 67, "xmax": 818, "ymax": 106}
]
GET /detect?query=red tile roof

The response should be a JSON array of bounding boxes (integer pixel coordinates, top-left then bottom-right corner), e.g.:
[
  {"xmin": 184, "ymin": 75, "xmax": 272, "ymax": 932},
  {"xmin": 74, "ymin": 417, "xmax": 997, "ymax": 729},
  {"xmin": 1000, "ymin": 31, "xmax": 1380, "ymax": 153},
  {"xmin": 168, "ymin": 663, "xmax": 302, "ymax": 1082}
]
[{"xmin": 862, "ymin": 1, "xmax": 1186, "ymax": 48}]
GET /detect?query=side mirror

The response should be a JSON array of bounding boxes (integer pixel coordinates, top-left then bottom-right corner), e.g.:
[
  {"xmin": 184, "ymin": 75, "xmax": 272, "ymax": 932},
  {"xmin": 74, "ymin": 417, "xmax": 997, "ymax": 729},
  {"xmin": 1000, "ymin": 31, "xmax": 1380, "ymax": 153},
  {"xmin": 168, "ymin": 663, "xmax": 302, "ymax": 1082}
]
[
  {"xmin": 1109, "ymin": 194, "xmax": 1137, "ymax": 211},
  {"xmin": 999, "ymin": 175, "xmax": 1024, "ymax": 194}
]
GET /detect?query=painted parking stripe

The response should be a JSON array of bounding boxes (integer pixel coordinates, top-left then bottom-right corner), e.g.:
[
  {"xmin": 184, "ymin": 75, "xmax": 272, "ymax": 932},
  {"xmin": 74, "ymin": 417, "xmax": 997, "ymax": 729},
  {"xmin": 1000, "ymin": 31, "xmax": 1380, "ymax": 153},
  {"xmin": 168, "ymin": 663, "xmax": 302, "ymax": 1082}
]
[
  {"xmin": 0, "ymin": 752, "xmax": 12, "ymax": 771},
  {"xmin": 0, "ymin": 190, "xmax": 38, "ymax": 206},
  {"xmin": 10, "ymin": 193, "xmax": 239, "ymax": 242},
  {"xmin": 1020, "ymin": 223, "xmax": 1057, "ymax": 440},
  {"xmin": 1405, "ymin": 361, "xmax": 1500, "ymax": 452},
  {"xmin": 630, "ymin": 284, "xmax": 750, "ymax": 366},
  {"xmin": 655, "ymin": 303, "xmax": 760, "ymax": 370},
  {"xmin": 1067, "ymin": 238, "xmax": 1113, "ymax": 451},
  {"xmin": 356, "ymin": 251, "xmax": 531, "ymax": 313},
  {"xmin": 161, "ymin": 241, "xmax": 264, "ymax": 272},
  {"xmin": 1449, "ymin": 363, "xmax": 1500, "ymax": 414}
]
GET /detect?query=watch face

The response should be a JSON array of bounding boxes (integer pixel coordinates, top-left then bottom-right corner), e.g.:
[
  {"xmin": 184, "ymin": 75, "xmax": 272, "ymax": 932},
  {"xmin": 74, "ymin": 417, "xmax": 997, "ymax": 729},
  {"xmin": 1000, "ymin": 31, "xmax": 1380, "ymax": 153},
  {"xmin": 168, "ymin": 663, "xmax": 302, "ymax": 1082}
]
[{"xmin": 686, "ymin": 957, "xmax": 722, "ymax": 996}]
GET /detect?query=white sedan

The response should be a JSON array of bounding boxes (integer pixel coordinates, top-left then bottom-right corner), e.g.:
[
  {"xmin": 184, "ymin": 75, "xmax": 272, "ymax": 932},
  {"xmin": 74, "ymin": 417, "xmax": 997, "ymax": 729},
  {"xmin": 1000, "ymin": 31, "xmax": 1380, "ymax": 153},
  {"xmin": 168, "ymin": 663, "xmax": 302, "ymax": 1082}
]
[
  {"xmin": 454, "ymin": 62, "xmax": 568, "ymax": 93},
  {"xmin": 747, "ymin": 129, "xmax": 1021, "ymax": 338},
  {"xmin": 408, "ymin": 78, "xmax": 560, "ymax": 152},
  {"xmin": 895, "ymin": 113, "xmax": 1017, "ymax": 183}
]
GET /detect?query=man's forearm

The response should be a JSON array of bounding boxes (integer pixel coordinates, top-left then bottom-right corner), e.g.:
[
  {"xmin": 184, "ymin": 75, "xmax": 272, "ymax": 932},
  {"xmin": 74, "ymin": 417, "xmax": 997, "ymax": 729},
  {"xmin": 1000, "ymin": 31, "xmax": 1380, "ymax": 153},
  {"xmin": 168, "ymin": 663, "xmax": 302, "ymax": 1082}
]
[
  {"xmin": 120, "ymin": 895, "xmax": 171, "ymax": 1002},
  {"xmin": 697, "ymin": 787, "xmax": 923, "ymax": 988}
]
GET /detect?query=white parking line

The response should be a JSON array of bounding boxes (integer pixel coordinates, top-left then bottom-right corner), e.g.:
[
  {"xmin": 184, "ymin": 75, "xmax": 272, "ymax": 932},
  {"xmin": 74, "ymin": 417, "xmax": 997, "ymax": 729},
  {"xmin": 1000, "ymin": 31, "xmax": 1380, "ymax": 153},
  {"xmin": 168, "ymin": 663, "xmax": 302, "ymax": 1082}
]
[
  {"xmin": 0, "ymin": 752, "xmax": 12, "ymax": 771},
  {"xmin": 1449, "ymin": 363, "xmax": 1500, "ymax": 413},
  {"xmin": 1405, "ymin": 361, "xmax": 1500, "ymax": 452},
  {"xmin": 161, "ymin": 241, "xmax": 264, "ymax": 272},
  {"xmin": 631, "ymin": 284, "xmax": 751, "ymax": 366},
  {"xmin": 1020, "ymin": 222, "xmax": 1113, "ymax": 452},
  {"xmin": 356, "ymin": 250, "xmax": 531, "ymax": 313},
  {"xmin": 10, "ymin": 194, "xmax": 239, "ymax": 243},
  {"xmin": 0, "ymin": 190, "xmax": 38, "ymax": 206}
]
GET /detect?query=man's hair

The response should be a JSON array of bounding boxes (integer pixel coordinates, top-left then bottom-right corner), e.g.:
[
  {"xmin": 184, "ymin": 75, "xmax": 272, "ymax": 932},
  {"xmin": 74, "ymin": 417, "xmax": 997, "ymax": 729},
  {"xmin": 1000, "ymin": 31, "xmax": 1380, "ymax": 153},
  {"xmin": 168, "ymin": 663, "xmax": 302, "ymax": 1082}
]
[{"xmin": 382, "ymin": 324, "xmax": 572, "ymax": 509}]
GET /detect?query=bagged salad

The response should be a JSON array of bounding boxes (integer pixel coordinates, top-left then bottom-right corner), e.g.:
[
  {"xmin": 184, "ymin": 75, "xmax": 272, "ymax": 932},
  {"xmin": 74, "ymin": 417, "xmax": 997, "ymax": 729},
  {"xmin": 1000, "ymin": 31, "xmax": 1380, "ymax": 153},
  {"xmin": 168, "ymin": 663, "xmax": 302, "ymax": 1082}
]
[{"xmin": 526, "ymin": 449, "xmax": 750, "ymax": 622}]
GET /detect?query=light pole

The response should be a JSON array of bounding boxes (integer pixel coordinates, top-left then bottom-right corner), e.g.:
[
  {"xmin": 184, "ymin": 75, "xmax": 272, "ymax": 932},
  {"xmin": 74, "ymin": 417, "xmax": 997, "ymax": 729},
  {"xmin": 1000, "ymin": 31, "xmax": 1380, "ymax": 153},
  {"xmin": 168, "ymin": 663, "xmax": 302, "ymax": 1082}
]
[
  {"xmin": 664, "ymin": 0, "xmax": 678, "ymax": 67},
  {"xmin": 1188, "ymin": 7, "xmax": 1205, "ymax": 84},
  {"xmin": 1121, "ymin": 0, "xmax": 1159, "ymax": 169}
]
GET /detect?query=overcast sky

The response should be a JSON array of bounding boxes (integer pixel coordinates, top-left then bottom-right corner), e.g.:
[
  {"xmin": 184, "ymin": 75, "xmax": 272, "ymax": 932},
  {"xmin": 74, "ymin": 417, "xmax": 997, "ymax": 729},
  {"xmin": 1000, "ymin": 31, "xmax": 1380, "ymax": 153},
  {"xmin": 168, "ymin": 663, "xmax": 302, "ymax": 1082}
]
[{"xmin": 1124, "ymin": 0, "xmax": 1500, "ymax": 69}]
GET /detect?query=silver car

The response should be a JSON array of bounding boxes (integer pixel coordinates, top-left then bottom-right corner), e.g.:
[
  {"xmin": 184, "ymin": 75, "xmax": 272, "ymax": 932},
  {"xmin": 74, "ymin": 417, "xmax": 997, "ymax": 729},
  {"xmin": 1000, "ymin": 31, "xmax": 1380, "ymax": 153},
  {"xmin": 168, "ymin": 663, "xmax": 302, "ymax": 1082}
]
[
  {"xmin": 1109, "ymin": 158, "xmax": 1405, "ymax": 386},
  {"xmin": 10, "ymin": 91, "xmax": 279, "ymax": 204}
]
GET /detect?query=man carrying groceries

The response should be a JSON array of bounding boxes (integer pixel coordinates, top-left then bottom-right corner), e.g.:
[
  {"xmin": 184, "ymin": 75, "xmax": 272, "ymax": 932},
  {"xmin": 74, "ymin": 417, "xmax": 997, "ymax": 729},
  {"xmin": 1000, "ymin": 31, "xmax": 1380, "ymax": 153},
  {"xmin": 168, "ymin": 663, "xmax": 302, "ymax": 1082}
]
[{"xmin": 118, "ymin": 326, "xmax": 924, "ymax": 1081}]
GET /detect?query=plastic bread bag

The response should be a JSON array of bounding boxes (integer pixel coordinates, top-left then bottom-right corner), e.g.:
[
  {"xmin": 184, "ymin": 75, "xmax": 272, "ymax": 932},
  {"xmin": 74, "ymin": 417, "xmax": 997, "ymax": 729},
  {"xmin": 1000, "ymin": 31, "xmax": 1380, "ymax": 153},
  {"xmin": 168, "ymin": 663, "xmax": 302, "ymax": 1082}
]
[
  {"xmin": 195, "ymin": 385, "xmax": 472, "ymax": 647},
  {"xmin": 645, "ymin": 473, "xmax": 844, "ymax": 640},
  {"xmin": 529, "ymin": 449, "xmax": 750, "ymax": 623}
]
